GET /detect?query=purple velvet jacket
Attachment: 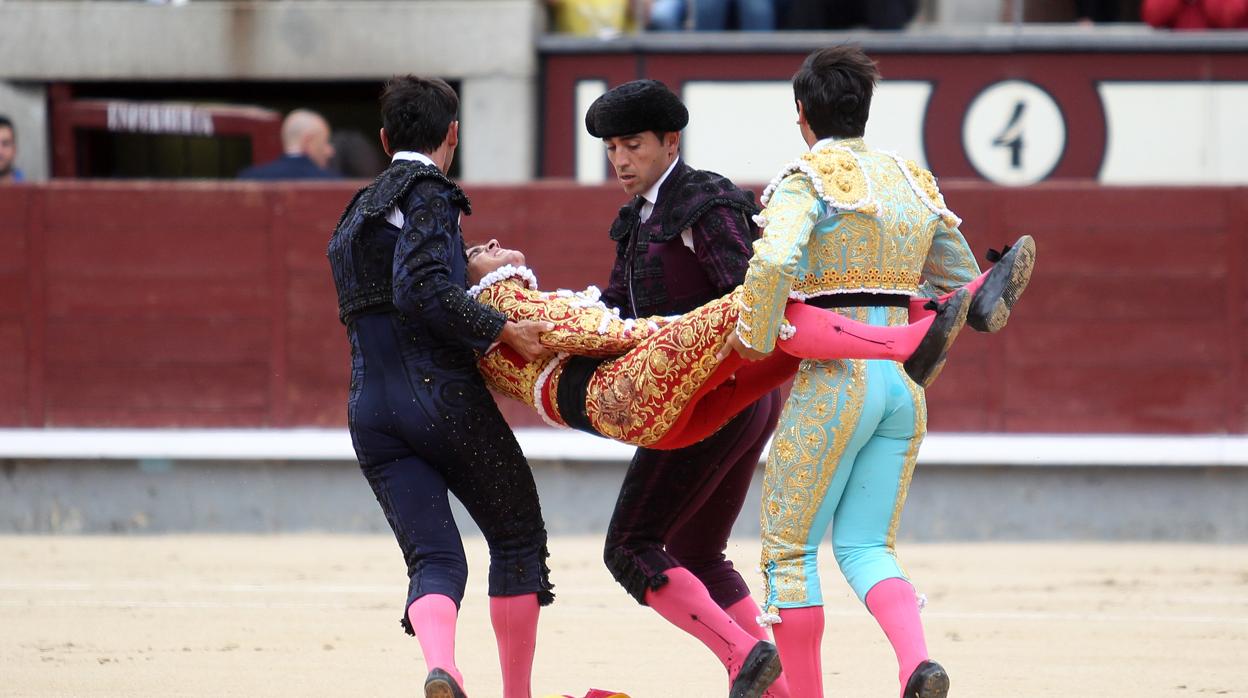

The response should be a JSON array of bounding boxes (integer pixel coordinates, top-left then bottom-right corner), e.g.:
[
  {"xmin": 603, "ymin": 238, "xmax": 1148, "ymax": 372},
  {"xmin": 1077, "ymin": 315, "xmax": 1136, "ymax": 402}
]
[{"xmin": 601, "ymin": 160, "xmax": 760, "ymax": 319}]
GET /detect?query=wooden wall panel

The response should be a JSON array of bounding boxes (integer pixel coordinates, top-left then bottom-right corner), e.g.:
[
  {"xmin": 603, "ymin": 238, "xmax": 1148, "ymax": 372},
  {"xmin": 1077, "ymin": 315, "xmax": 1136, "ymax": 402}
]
[
  {"xmin": 0, "ymin": 181, "xmax": 1243, "ymax": 434},
  {"xmin": 44, "ymin": 277, "xmax": 269, "ymax": 319},
  {"xmin": 0, "ymin": 322, "xmax": 26, "ymax": 424},
  {"xmin": 45, "ymin": 319, "xmax": 270, "ymax": 364},
  {"xmin": 44, "ymin": 364, "xmax": 269, "ymax": 427},
  {"xmin": 0, "ymin": 188, "xmax": 29, "ymax": 423}
]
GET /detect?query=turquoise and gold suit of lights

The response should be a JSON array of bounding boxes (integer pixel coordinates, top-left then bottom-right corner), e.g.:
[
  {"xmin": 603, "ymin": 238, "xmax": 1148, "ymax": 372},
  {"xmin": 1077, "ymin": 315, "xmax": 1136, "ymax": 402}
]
[{"xmin": 737, "ymin": 138, "xmax": 980, "ymax": 614}]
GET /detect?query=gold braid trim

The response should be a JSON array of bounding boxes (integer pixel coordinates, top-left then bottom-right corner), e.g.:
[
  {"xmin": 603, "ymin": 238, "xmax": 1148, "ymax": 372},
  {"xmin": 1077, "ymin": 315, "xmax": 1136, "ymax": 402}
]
[
  {"xmin": 791, "ymin": 268, "xmax": 922, "ymax": 297},
  {"xmin": 585, "ymin": 292, "xmax": 740, "ymax": 446},
  {"xmin": 478, "ymin": 347, "xmax": 544, "ymax": 410},
  {"xmin": 893, "ymin": 155, "xmax": 962, "ymax": 229}
]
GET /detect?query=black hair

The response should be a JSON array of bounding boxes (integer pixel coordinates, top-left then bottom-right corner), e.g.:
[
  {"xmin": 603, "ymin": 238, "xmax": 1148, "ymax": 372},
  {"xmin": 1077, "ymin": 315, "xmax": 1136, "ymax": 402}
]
[
  {"xmin": 792, "ymin": 45, "xmax": 880, "ymax": 140},
  {"xmin": 379, "ymin": 76, "xmax": 458, "ymax": 154}
]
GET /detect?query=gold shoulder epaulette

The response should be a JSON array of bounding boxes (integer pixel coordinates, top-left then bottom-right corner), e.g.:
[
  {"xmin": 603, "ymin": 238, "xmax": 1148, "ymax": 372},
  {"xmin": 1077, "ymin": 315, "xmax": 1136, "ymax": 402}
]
[
  {"xmin": 760, "ymin": 146, "xmax": 877, "ymax": 215},
  {"xmin": 888, "ymin": 154, "xmax": 962, "ymax": 228}
]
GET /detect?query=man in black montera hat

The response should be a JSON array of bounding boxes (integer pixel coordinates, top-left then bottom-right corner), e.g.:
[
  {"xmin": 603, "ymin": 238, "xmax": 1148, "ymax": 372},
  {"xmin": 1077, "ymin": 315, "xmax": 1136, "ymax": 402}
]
[{"xmin": 584, "ymin": 79, "xmax": 786, "ymax": 698}]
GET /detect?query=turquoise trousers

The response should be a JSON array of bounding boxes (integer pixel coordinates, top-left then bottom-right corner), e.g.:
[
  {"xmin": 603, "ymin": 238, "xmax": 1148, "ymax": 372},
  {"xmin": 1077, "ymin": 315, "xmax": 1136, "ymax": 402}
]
[{"xmin": 760, "ymin": 306, "xmax": 926, "ymax": 613}]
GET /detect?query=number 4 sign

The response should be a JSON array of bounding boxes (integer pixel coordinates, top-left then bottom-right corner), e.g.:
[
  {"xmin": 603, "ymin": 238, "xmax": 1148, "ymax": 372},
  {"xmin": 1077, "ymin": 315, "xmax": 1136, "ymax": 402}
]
[{"xmin": 963, "ymin": 80, "xmax": 1067, "ymax": 186}]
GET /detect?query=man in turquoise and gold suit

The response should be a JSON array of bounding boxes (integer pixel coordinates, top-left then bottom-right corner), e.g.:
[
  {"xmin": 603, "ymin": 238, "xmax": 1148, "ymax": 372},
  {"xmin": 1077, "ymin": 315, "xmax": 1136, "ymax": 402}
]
[{"xmin": 723, "ymin": 46, "xmax": 1035, "ymax": 698}]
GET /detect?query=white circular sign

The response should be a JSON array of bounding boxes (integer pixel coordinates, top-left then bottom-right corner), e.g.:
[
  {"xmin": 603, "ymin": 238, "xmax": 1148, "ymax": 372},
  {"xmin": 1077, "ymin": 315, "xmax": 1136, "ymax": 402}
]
[{"xmin": 962, "ymin": 80, "xmax": 1066, "ymax": 186}]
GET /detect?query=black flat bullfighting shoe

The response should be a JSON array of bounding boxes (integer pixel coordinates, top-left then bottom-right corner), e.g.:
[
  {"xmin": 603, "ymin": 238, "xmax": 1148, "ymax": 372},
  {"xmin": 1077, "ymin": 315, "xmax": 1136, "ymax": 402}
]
[
  {"xmin": 904, "ymin": 288, "xmax": 971, "ymax": 388},
  {"xmin": 425, "ymin": 668, "xmax": 468, "ymax": 698},
  {"xmin": 728, "ymin": 641, "xmax": 783, "ymax": 698},
  {"xmin": 968, "ymin": 234, "xmax": 1036, "ymax": 333},
  {"xmin": 904, "ymin": 659, "xmax": 951, "ymax": 698}
]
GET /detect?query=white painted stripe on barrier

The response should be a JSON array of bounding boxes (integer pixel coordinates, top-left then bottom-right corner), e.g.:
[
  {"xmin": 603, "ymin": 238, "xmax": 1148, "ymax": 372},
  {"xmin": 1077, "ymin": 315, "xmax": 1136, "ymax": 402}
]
[{"xmin": 0, "ymin": 428, "xmax": 1245, "ymax": 467}]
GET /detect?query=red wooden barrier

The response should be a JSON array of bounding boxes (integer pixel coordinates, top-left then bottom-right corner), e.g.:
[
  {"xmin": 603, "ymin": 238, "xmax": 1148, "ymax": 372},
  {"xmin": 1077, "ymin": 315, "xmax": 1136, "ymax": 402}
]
[{"xmin": 0, "ymin": 181, "xmax": 1244, "ymax": 434}]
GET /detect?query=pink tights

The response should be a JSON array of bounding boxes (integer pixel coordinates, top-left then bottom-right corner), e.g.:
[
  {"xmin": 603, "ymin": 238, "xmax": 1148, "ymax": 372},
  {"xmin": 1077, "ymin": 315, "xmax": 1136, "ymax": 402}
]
[
  {"xmin": 770, "ymin": 579, "xmax": 930, "ymax": 698},
  {"xmin": 866, "ymin": 578, "xmax": 930, "ymax": 695},
  {"xmin": 644, "ymin": 568, "xmax": 762, "ymax": 681},
  {"xmin": 772, "ymin": 606, "xmax": 825, "ymax": 697},
  {"xmin": 407, "ymin": 593, "xmax": 541, "ymax": 698},
  {"xmin": 406, "ymin": 594, "xmax": 465, "ymax": 690},
  {"xmin": 910, "ymin": 268, "xmax": 988, "ymax": 322},
  {"xmin": 724, "ymin": 597, "xmax": 791, "ymax": 698},
  {"xmin": 491, "ymin": 593, "xmax": 540, "ymax": 698}
]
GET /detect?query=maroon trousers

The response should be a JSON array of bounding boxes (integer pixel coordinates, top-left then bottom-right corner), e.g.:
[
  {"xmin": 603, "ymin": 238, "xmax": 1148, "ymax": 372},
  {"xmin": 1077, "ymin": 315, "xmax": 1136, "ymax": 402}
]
[{"xmin": 603, "ymin": 389, "xmax": 783, "ymax": 607}]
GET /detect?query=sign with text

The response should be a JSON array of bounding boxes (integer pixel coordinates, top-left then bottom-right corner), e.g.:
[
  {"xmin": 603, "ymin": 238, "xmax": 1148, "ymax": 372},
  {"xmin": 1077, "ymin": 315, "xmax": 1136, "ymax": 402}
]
[{"xmin": 106, "ymin": 102, "xmax": 215, "ymax": 137}]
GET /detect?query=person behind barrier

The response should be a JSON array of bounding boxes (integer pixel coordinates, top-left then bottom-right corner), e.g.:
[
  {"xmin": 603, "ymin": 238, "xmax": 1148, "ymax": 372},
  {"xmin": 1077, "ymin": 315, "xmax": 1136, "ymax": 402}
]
[
  {"xmin": 0, "ymin": 116, "xmax": 24, "ymax": 183},
  {"xmin": 239, "ymin": 109, "xmax": 340, "ymax": 180}
]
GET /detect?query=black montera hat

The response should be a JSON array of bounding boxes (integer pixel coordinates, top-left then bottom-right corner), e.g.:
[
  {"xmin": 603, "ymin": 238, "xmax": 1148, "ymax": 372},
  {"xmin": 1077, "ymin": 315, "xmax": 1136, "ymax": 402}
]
[{"xmin": 584, "ymin": 79, "xmax": 689, "ymax": 139}]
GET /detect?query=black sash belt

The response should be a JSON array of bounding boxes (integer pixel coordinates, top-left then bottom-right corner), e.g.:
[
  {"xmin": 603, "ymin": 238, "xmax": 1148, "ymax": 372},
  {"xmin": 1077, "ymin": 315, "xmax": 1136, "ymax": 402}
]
[
  {"xmin": 806, "ymin": 293, "xmax": 910, "ymax": 309},
  {"xmin": 556, "ymin": 355, "xmax": 605, "ymax": 436}
]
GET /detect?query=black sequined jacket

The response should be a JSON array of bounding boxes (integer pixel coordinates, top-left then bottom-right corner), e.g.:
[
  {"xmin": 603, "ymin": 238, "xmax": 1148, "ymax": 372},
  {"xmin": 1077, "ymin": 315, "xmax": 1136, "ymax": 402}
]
[
  {"xmin": 327, "ymin": 160, "xmax": 505, "ymax": 358},
  {"xmin": 601, "ymin": 160, "xmax": 760, "ymax": 319}
]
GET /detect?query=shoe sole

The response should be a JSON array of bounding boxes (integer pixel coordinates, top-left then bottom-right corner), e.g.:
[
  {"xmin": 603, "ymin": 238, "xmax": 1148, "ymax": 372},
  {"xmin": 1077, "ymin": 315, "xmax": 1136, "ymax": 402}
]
[
  {"xmin": 970, "ymin": 235, "xmax": 1036, "ymax": 333},
  {"xmin": 737, "ymin": 651, "xmax": 783, "ymax": 698},
  {"xmin": 913, "ymin": 667, "xmax": 950, "ymax": 698},
  {"xmin": 425, "ymin": 678, "xmax": 466, "ymax": 698},
  {"xmin": 905, "ymin": 289, "xmax": 970, "ymax": 388}
]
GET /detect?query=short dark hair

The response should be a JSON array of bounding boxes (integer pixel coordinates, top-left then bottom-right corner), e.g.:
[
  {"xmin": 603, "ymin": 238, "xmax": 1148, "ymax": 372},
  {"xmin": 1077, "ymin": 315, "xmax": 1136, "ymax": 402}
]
[
  {"xmin": 0, "ymin": 115, "xmax": 14, "ymax": 138},
  {"xmin": 792, "ymin": 45, "xmax": 880, "ymax": 140},
  {"xmin": 379, "ymin": 76, "xmax": 458, "ymax": 154}
]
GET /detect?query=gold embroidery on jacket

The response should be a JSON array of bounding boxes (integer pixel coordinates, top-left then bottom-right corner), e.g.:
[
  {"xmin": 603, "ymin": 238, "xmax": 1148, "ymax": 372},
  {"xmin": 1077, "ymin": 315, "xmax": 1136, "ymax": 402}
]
[
  {"xmin": 475, "ymin": 280, "xmax": 742, "ymax": 447},
  {"xmin": 586, "ymin": 292, "xmax": 739, "ymax": 446}
]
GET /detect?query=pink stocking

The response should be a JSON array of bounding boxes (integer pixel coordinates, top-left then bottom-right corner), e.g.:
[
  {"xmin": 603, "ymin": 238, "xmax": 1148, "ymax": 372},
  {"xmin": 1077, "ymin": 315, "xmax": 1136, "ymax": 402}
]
[
  {"xmin": 772, "ymin": 606, "xmax": 824, "ymax": 698},
  {"xmin": 644, "ymin": 567, "xmax": 762, "ymax": 681},
  {"xmin": 864, "ymin": 578, "xmax": 929, "ymax": 695},
  {"xmin": 780, "ymin": 302, "xmax": 936, "ymax": 361},
  {"xmin": 909, "ymin": 269, "xmax": 990, "ymax": 322},
  {"xmin": 491, "ymin": 593, "xmax": 540, "ymax": 698},
  {"xmin": 724, "ymin": 597, "xmax": 791, "ymax": 698},
  {"xmin": 407, "ymin": 594, "xmax": 465, "ymax": 690}
]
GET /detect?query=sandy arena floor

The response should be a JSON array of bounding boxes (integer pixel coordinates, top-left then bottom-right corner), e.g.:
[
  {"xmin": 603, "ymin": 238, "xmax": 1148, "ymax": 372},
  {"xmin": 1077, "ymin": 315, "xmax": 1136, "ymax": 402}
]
[{"xmin": 2, "ymin": 535, "xmax": 1246, "ymax": 697}]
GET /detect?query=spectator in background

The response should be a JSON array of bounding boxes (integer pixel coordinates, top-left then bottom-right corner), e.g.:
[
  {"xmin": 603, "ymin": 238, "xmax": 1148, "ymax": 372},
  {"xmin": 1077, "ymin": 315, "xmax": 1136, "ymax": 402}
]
[
  {"xmin": 1143, "ymin": 0, "xmax": 1248, "ymax": 27},
  {"xmin": 237, "ymin": 109, "xmax": 339, "ymax": 180},
  {"xmin": 546, "ymin": 0, "xmax": 637, "ymax": 36},
  {"xmin": 692, "ymin": 0, "xmax": 777, "ymax": 30},
  {"xmin": 646, "ymin": 0, "xmax": 687, "ymax": 29},
  {"xmin": 0, "ymin": 116, "xmax": 24, "ymax": 183},
  {"xmin": 1075, "ymin": 0, "xmax": 1124, "ymax": 22},
  {"xmin": 1001, "ymin": 0, "xmax": 1140, "ymax": 23},
  {"xmin": 782, "ymin": 0, "xmax": 916, "ymax": 30},
  {"xmin": 329, "ymin": 130, "xmax": 387, "ymax": 179}
]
